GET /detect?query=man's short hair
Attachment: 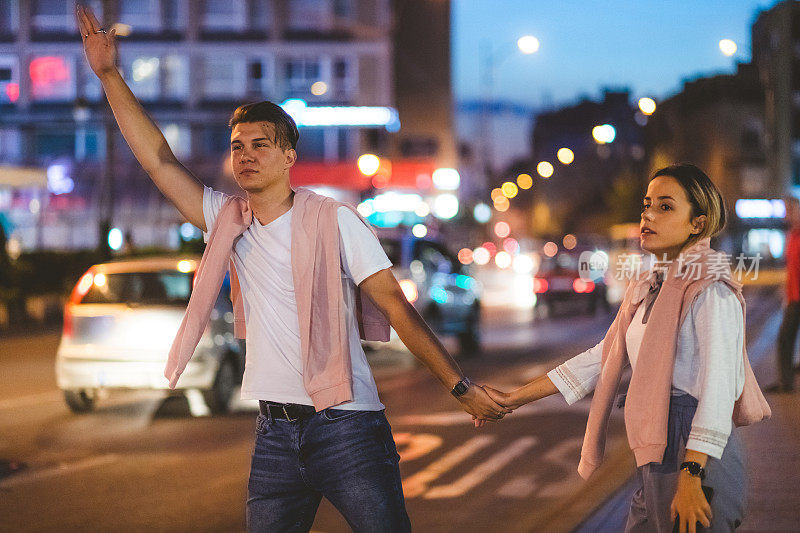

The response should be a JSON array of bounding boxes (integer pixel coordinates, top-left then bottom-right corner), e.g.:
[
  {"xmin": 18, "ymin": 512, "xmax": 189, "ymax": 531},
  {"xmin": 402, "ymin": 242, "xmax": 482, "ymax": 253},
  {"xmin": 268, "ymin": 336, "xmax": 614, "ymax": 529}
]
[{"xmin": 228, "ymin": 101, "xmax": 299, "ymax": 151}]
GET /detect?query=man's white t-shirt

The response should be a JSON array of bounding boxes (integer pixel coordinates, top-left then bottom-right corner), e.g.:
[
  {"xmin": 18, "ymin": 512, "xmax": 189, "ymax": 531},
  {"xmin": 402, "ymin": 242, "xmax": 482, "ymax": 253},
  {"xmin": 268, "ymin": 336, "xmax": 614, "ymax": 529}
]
[{"xmin": 202, "ymin": 186, "xmax": 392, "ymax": 411}]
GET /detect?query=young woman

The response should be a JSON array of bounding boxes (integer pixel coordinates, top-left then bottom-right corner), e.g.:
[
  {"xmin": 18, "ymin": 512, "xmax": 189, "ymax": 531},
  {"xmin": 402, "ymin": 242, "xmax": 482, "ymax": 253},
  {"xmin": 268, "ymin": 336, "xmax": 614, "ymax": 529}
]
[{"xmin": 483, "ymin": 164, "xmax": 770, "ymax": 533}]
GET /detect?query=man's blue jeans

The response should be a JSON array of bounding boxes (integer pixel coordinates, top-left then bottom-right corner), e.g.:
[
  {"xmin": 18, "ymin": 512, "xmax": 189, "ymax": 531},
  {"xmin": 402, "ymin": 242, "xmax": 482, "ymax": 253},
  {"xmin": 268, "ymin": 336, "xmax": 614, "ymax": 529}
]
[{"xmin": 246, "ymin": 407, "xmax": 412, "ymax": 532}]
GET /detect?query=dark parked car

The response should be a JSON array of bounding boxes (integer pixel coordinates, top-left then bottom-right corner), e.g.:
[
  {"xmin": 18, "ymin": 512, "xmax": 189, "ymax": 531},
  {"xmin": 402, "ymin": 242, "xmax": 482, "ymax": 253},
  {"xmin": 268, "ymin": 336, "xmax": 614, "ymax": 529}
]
[
  {"xmin": 533, "ymin": 251, "xmax": 610, "ymax": 318},
  {"xmin": 364, "ymin": 233, "xmax": 482, "ymax": 355}
]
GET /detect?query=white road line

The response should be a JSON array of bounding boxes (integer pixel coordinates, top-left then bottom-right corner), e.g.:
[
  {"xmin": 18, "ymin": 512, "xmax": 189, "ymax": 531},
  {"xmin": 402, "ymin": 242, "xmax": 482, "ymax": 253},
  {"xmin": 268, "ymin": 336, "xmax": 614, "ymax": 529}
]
[
  {"xmin": 402, "ymin": 435, "xmax": 496, "ymax": 498},
  {"xmin": 0, "ymin": 454, "xmax": 120, "ymax": 488},
  {"xmin": 497, "ymin": 475, "xmax": 538, "ymax": 499},
  {"xmin": 0, "ymin": 390, "xmax": 61, "ymax": 411},
  {"xmin": 423, "ymin": 436, "xmax": 538, "ymax": 499}
]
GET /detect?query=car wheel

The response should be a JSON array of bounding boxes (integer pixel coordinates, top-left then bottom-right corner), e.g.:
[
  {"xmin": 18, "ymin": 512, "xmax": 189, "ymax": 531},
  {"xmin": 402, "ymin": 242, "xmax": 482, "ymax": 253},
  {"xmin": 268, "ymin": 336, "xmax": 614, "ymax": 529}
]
[
  {"xmin": 203, "ymin": 356, "xmax": 237, "ymax": 415},
  {"xmin": 458, "ymin": 307, "xmax": 482, "ymax": 357},
  {"xmin": 64, "ymin": 389, "xmax": 96, "ymax": 414}
]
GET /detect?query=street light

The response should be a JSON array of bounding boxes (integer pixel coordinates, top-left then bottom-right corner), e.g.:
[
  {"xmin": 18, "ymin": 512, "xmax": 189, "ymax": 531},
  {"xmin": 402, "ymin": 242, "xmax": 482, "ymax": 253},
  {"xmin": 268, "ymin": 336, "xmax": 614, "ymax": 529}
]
[
  {"xmin": 480, "ymin": 34, "xmax": 540, "ymax": 197},
  {"xmin": 517, "ymin": 35, "xmax": 540, "ymax": 55},
  {"xmin": 719, "ymin": 39, "xmax": 737, "ymax": 57}
]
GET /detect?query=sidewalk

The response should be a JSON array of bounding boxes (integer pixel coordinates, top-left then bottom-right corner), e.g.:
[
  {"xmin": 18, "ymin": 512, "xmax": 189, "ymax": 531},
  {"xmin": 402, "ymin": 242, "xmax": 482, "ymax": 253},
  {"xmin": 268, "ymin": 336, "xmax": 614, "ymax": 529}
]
[{"xmin": 574, "ymin": 283, "xmax": 800, "ymax": 532}]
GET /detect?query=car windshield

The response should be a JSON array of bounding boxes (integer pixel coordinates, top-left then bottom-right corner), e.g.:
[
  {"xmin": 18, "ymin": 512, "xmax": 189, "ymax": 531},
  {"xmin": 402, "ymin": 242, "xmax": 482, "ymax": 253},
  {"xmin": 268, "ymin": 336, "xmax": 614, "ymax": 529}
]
[{"xmin": 80, "ymin": 271, "xmax": 193, "ymax": 306}]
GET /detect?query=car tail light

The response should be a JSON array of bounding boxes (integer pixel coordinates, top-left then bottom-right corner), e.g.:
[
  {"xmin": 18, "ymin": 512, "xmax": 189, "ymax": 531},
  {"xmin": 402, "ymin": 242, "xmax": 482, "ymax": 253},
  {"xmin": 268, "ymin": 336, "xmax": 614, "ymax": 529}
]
[
  {"xmin": 399, "ymin": 279, "xmax": 418, "ymax": 303},
  {"xmin": 63, "ymin": 268, "xmax": 95, "ymax": 339},
  {"xmin": 69, "ymin": 269, "xmax": 95, "ymax": 305},
  {"xmin": 533, "ymin": 278, "xmax": 549, "ymax": 293},
  {"xmin": 573, "ymin": 279, "xmax": 595, "ymax": 293},
  {"xmin": 62, "ymin": 304, "xmax": 74, "ymax": 338}
]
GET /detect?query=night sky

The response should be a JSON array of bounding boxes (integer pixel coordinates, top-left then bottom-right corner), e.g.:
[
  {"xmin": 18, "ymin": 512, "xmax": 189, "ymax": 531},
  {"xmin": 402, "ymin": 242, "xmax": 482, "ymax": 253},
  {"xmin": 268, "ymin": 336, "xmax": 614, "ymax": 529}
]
[{"xmin": 453, "ymin": 0, "xmax": 778, "ymax": 109}]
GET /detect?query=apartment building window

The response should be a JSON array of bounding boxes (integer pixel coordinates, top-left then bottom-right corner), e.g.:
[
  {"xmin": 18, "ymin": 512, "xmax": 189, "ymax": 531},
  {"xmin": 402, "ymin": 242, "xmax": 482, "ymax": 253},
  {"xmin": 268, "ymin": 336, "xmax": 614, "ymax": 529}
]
[
  {"xmin": 247, "ymin": 58, "xmax": 272, "ymax": 95},
  {"xmin": 0, "ymin": 0, "xmax": 19, "ymax": 36},
  {"xmin": 203, "ymin": 55, "xmax": 246, "ymax": 99},
  {"xmin": 284, "ymin": 58, "xmax": 322, "ymax": 96},
  {"xmin": 162, "ymin": 55, "xmax": 188, "ymax": 99},
  {"xmin": 162, "ymin": 123, "xmax": 190, "ymax": 158},
  {"xmin": 30, "ymin": 55, "xmax": 76, "ymax": 102},
  {"xmin": 0, "ymin": 128, "xmax": 21, "ymax": 163},
  {"xmin": 0, "ymin": 54, "xmax": 19, "ymax": 104},
  {"xmin": 331, "ymin": 57, "xmax": 355, "ymax": 98},
  {"xmin": 288, "ymin": 0, "xmax": 333, "ymax": 32},
  {"xmin": 121, "ymin": 54, "xmax": 160, "ymax": 100},
  {"xmin": 202, "ymin": 0, "xmax": 246, "ymax": 32},
  {"xmin": 35, "ymin": 131, "xmax": 76, "ymax": 159},
  {"xmin": 78, "ymin": 61, "xmax": 103, "ymax": 101},
  {"xmin": 119, "ymin": 0, "xmax": 162, "ymax": 32},
  {"xmin": 119, "ymin": 53, "xmax": 188, "ymax": 101},
  {"xmin": 333, "ymin": 0, "xmax": 354, "ymax": 18}
]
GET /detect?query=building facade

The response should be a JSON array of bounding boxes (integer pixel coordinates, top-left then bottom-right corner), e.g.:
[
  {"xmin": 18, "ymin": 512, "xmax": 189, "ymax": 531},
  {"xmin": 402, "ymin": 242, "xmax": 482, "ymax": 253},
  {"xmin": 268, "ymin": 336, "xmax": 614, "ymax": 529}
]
[{"xmin": 0, "ymin": 0, "xmax": 454, "ymax": 251}]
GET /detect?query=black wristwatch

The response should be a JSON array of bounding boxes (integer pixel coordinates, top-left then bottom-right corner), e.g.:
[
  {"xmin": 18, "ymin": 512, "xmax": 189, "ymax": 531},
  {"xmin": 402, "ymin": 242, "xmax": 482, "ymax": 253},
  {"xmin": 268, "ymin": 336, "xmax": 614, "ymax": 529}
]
[
  {"xmin": 679, "ymin": 461, "xmax": 706, "ymax": 480},
  {"xmin": 450, "ymin": 377, "xmax": 471, "ymax": 398}
]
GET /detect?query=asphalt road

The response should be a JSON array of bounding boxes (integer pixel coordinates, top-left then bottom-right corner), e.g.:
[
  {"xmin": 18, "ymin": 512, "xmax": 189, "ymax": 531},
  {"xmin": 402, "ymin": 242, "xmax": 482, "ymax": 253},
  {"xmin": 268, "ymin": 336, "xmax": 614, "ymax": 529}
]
[{"xmin": 0, "ymin": 288, "xmax": 780, "ymax": 533}]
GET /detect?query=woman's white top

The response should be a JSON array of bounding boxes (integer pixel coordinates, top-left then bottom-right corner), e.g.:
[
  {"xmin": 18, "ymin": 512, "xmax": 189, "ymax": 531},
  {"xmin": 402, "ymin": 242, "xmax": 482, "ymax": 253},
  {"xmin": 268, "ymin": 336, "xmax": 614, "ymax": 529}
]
[{"xmin": 547, "ymin": 282, "xmax": 745, "ymax": 459}]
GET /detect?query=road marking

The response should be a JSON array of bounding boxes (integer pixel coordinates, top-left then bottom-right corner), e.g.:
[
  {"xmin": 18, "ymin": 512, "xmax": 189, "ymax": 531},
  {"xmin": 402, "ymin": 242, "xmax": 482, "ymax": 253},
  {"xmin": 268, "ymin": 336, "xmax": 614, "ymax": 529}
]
[
  {"xmin": 497, "ymin": 475, "xmax": 538, "ymax": 498},
  {"xmin": 402, "ymin": 435, "xmax": 495, "ymax": 498},
  {"xmin": 423, "ymin": 437, "xmax": 538, "ymax": 499},
  {"xmin": 0, "ymin": 390, "xmax": 61, "ymax": 411},
  {"xmin": 393, "ymin": 432, "xmax": 443, "ymax": 463},
  {"xmin": 0, "ymin": 454, "xmax": 119, "ymax": 488}
]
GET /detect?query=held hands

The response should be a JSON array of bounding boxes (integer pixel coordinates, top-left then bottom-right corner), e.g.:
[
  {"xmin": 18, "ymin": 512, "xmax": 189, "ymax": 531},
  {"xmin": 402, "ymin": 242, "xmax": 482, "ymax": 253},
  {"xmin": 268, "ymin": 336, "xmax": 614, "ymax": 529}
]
[
  {"xmin": 470, "ymin": 385, "xmax": 520, "ymax": 428},
  {"xmin": 455, "ymin": 384, "xmax": 512, "ymax": 426},
  {"xmin": 670, "ymin": 472, "xmax": 712, "ymax": 533},
  {"xmin": 77, "ymin": 5, "xmax": 118, "ymax": 78}
]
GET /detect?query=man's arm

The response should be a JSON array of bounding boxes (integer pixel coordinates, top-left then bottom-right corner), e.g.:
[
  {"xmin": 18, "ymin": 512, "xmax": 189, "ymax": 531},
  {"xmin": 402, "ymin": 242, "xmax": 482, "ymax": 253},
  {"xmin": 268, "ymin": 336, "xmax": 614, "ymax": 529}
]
[
  {"xmin": 77, "ymin": 5, "xmax": 205, "ymax": 231},
  {"xmin": 359, "ymin": 268, "xmax": 510, "ymax": 421}
]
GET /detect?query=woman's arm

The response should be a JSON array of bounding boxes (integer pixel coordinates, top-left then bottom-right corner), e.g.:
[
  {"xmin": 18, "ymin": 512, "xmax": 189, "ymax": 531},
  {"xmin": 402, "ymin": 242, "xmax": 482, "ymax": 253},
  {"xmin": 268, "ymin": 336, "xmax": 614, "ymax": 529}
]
[{"xmin": 484, "ymin": 338, "xmax": 606, "ymax": 410}]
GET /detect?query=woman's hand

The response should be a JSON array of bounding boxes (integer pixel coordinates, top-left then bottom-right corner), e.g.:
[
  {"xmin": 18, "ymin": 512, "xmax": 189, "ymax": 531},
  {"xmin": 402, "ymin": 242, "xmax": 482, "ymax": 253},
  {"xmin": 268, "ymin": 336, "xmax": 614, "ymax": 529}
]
[
  {"xmin": 670, "ymin": 472, "xmax": 712, "ymax": 533},
  {"xmin": 77, "ymin": 5, "xmax": 118, "ymax": 78},
  {"xmin": 484, "ymin": 385, "xmax": 523, "ymax": 410},
  {"xmin": 472, "ymin": 385, "xmax": 519, "ymax": 428}
]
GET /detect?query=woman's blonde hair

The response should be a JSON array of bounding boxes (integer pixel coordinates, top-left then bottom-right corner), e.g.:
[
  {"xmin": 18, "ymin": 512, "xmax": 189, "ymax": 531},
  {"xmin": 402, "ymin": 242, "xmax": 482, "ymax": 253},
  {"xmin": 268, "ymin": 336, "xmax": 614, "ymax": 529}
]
[{"xmin": 651, "ymin": 164, "xmax": 726, "ymax": 246}]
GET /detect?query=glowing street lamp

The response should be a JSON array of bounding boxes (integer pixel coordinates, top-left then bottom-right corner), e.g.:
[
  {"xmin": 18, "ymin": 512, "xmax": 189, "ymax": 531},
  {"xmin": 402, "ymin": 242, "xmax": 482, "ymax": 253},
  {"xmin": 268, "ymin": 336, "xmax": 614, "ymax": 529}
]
[
  {"xmin": 517, "ymin": 35, "xmax": 540, "ymax": 55},
  {"xmin": 537, "ymin": 161, "xmax": 554, "ymax": 178},
  {"xmin": 592, "ymin": 124, "xmax": 616, "ymax": 144},
  {"xmin": 719, "ymin": 39, "xmax": 737, "ymax": 57},
  {"xmin": 638, "ymin": 97, "xmax": 656, "ymax": 115},
  {"xmin": 556, "ymin": 148, "xmax": 574, "ymax": 165},
  {"xmin": 357, "ymin": 154, "xmax": 381, "ymax": 176}
]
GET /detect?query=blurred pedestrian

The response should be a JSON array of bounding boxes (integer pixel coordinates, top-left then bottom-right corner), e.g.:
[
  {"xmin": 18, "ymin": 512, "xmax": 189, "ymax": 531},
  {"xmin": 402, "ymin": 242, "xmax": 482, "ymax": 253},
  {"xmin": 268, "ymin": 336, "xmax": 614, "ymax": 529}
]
[
  {"xmin": 77, "ymin": 5, "xmax": 508, "ymax": 532},
  {"xmin": 481, "ymin": 164, "xmax": 770, "ymax": 532},
  {"xmin": 768, "ymin": 195, "xmax": 800, "ymax": 393}
]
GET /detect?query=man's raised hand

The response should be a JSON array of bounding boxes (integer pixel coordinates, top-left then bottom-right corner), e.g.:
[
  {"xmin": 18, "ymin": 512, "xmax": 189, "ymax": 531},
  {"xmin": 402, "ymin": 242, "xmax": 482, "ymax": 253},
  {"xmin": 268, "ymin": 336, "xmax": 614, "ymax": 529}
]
[{"xmin": 77, "ymin": 5, "xmax": 118, "ymax": 78}]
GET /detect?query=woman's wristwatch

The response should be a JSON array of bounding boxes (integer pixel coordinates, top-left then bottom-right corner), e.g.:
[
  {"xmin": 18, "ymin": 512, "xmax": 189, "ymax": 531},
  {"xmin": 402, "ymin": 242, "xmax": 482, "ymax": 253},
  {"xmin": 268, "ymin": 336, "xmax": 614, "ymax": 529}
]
[{"xmin": 679, "ymin": 461, "xmax": 706, "ymax": 480}]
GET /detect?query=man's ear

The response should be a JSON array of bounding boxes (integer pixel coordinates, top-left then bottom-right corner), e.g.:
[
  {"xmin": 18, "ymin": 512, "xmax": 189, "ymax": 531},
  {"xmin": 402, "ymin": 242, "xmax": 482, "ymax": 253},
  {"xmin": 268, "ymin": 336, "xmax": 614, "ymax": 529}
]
[
  {"xmin": 691, "ymin": 214, "xmax": 707, "ymax": 235},
  {"xmin": 284, "ymin": 149, "xmax": 297, "ymax": 168}
]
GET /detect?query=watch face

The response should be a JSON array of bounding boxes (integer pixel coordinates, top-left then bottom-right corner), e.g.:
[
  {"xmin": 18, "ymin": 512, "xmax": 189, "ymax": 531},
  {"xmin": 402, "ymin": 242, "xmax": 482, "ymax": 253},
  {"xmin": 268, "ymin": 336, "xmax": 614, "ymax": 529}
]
[{"xmin": 454, "ymin": 382, "xmax": 468, "ymax": 395}]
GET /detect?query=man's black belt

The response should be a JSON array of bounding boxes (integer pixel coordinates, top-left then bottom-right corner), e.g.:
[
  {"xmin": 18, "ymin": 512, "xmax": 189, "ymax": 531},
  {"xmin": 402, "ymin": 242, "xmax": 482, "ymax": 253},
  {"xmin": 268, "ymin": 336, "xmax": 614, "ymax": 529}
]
[{"xmin": 259, "ymin": 400, "xmax": 316, "ymax": 421}]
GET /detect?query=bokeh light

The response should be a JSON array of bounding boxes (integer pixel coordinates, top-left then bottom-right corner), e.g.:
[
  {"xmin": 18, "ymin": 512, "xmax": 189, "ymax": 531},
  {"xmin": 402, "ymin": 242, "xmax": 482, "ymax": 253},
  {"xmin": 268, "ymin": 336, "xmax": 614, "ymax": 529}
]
[
  {"xmin": 537, "ymin": 161, "xmax": 554, "ymax": 178},
  {"xmin": 494, "ymin": 221, "xmax": 510, "ymax": 238},
  {"xmin": 517, "ymin": 173, "xmax": 533, "ymax": 189},
  {"xmin": 557, "ymin": 148, "xmax": 574, "ymax": 165},
  {"xmin": 543, "ymin": 241, "xmax": 558, "ymax": 257}
]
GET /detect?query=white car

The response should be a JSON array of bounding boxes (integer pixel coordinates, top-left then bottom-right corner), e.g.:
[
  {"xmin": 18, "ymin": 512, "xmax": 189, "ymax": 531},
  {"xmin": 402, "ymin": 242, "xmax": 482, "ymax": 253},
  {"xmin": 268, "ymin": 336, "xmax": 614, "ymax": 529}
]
[{"xmin": 55, "ymin": 256, "xmax": 244, "ymax": 414}]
